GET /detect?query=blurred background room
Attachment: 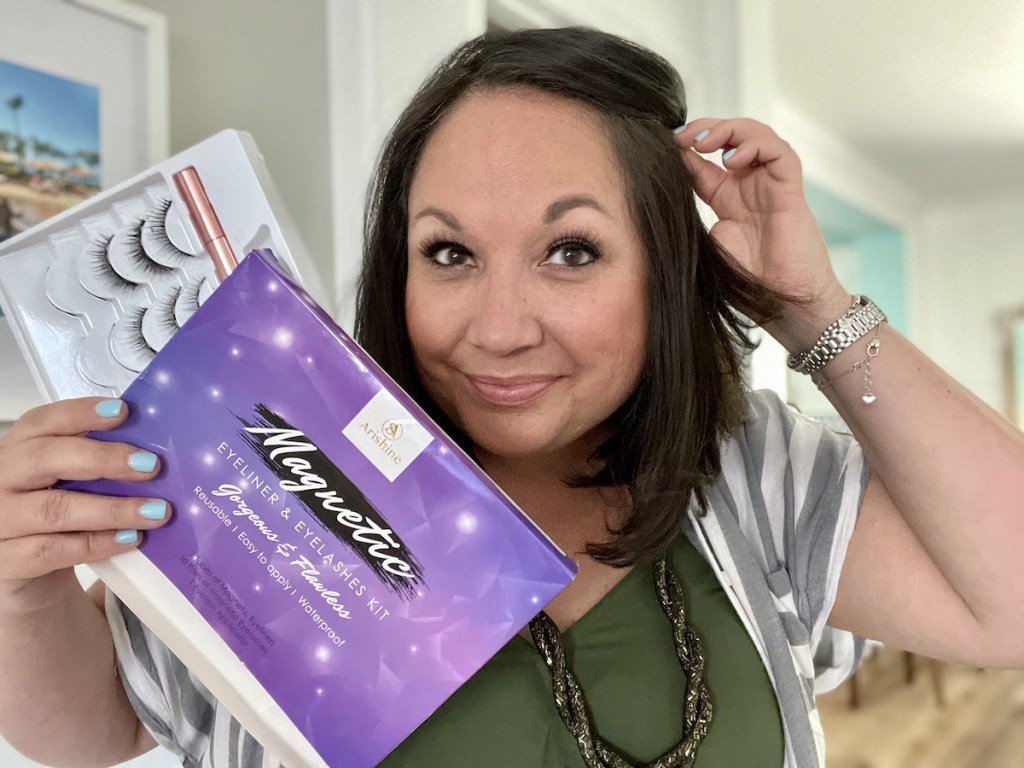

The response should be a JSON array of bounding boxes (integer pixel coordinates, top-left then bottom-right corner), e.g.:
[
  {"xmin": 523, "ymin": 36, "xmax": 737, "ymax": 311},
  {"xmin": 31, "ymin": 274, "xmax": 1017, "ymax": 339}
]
[{"xmin": 2, "ymin": 1, "xmax": 1022, "ymax": 766}]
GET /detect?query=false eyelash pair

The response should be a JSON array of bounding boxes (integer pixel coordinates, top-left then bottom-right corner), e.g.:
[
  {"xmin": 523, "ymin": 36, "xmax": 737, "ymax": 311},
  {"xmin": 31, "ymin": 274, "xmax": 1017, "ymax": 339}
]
[
  {"xmin": 42, "ymin": 193, "xmax": 217, "ymax": 385},
  {"xmin": 81, "ymin": 198, "xmax": 197, "ymax": 301},
  {"xmin": 109, "ymin": 278, "xmax": 209, "ymax": 372}
]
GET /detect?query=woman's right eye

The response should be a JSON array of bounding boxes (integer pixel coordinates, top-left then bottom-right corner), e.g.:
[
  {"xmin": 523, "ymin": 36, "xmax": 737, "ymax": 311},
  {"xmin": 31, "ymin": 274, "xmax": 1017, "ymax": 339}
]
[{"xmin": 423, "ymin": 241, "xmax": 474, "ymax": 268}]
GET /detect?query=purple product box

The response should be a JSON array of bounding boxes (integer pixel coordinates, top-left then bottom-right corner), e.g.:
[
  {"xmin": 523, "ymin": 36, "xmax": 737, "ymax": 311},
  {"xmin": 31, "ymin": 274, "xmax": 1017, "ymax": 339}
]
[{"xmin": 65, "ymin": 250, "xmax": 576, "ymax": 767}]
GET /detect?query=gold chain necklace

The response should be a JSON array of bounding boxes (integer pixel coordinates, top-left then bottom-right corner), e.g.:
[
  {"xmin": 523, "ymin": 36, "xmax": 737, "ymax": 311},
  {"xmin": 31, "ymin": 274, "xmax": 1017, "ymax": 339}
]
[{"xmin": 528, "ymin": 557, "xmax": 714, "ymax": 767}]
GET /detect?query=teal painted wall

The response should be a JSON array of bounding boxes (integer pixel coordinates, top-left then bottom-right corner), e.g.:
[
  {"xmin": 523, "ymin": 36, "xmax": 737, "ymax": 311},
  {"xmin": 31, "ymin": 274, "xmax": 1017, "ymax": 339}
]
[
  {"xmin": 805, "ymin": 183, "xmax": 909, "ymax": 337},
  {"xmin": 854, "ymin": 228, "xmax": 907, "ymax": 335}
]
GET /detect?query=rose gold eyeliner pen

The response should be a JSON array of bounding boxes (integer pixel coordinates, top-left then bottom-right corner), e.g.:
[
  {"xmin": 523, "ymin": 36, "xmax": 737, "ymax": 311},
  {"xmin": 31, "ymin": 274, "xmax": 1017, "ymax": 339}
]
[{"xmin": 172, "ymin": 166, "xmax": 238, "ymax": 281}]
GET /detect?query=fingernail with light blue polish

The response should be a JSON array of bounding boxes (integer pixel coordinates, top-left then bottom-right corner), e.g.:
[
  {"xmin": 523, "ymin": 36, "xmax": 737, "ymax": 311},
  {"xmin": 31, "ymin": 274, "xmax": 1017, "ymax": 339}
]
[
  {"xmin": 672, "ymin": 124, "xmax": 686, "ymax": 134},
  {"xmin": 115, "ymin": 529, "xmax": 139, "ymax": 545},
  {"xmin": 129, "ymin": 451, "xmax": 158, "ymax": 473},
  {"xmin": 695, "ymin": 129, "xmax": 710, "ymax": 141},
  {"xmin": 95, "ymin": 399, "xmax": 123, "ymax": 418},
  {"xmin": 723, "ymin": 148, "xmax": 736, "ymax": 160},
  {"xmin": 139, "ymin": 500, "xmax": 168, "ymax": 521}
]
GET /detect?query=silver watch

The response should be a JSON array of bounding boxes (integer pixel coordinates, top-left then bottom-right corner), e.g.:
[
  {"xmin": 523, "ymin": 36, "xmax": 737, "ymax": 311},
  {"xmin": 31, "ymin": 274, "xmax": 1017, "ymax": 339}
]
[{"xmin": 787, "ymin": 296, "xmax": 887, "ymax": 375}]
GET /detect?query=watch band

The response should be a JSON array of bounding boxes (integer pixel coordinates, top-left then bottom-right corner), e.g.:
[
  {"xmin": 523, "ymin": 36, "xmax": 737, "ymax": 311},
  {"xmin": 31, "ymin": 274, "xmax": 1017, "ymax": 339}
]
[{"xmin": 787, "ymin": 295, "xmax": 887, "ymax": 375}]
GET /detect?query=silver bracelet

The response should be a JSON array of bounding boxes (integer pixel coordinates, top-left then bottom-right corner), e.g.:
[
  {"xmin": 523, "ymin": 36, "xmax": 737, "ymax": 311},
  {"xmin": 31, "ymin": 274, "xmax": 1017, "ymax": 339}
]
[
  {"xmin": 812, "ymin": 324, "xmax": 882, "ymax": 404},
  {"xmin": 787, "ymin": 295, "xmax": 887, "ymax": 375}
]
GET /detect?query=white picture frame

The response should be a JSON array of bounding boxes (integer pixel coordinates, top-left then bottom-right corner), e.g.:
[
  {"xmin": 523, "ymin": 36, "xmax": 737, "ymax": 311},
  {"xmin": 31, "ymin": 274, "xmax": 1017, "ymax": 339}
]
[
  {"xmin": 1002, "ymin": 308, "xmax": 1024, "ymax": 431},
  {"xmin": 0, "ymin": 0, "xmax": 168, "ymax": 421}
]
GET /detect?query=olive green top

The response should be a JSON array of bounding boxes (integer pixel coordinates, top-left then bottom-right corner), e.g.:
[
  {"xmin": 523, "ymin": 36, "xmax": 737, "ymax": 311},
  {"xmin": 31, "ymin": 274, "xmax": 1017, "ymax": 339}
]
[{"xmin": 381, "ymin": 533, "xmax": 786, "ymax": 766}]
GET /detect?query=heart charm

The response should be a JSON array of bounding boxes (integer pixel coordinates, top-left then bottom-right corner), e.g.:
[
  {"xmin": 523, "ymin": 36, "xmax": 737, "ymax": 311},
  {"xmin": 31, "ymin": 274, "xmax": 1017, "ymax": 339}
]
[{"xmin": 862, "ymin": 393, "xmax": 877, "ymax": 405}]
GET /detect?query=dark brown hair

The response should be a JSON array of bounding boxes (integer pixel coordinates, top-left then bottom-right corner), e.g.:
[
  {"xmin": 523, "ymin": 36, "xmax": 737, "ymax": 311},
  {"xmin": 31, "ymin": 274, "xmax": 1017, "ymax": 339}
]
[{"xmin": 356, "ymin": 27, "xmax": 786, "ymax": 566}]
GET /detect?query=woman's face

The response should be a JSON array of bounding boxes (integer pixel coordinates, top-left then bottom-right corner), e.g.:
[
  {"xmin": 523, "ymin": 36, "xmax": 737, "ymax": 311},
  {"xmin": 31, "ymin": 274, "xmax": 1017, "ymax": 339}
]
[{"xmin": 405, "ymin": 89, "xmax": 648, "ymax": 462}]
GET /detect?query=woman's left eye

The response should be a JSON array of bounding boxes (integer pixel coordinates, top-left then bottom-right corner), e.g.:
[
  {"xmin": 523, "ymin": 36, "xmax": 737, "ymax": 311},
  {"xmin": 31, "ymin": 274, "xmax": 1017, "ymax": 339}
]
[{"xmin": 544, "ymin": 238, "xmax": 600, "ymax": 268}]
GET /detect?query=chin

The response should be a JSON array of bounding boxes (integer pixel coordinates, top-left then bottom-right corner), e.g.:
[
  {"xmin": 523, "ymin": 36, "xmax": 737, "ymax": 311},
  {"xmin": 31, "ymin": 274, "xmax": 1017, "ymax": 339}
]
[
  {"xmin": 463, "ymin": 425, "xmax": 557, "ymax": 460},
  {"xmin": 474, "ymin": 436, "xmax": 560, "ymax": 462},
  {"xmin": 458, "ymin": 414, "xmax": 598, "ymax": 466},
  {"xmin": 421, "ymin": 384, "xmax": 609, "ymax": 464}
]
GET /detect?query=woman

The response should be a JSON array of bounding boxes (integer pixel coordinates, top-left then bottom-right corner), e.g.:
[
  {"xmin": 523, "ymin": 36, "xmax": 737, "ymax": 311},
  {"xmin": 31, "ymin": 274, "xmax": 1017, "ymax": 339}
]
[{"xmin": 1, "ymin": 27, "xmax": 1022, "ymax": 768}]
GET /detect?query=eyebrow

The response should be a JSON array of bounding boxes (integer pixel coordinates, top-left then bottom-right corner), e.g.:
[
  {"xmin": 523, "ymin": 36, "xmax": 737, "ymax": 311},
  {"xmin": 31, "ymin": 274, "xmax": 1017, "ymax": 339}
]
[
  {"xmin": 412, "ymin": 194, "xmax": 609, "ymax": 230},
  {"xmin": 413, "ymin": 206, "xmax": 462, "ymax": 230},
  {"xmin": 543, "ymin": 194, "xmax": 608, "ymax": 223}
]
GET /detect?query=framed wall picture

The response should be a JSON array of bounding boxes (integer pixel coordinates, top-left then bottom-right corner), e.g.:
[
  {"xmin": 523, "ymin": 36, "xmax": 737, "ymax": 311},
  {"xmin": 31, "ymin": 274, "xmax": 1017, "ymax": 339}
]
[
  {"xmin": 0, "ymin": 0, "xmax": 168, "ymax": 421},
  {"xmin": 0, "ymin": 58, "xmax": 102, "ymax": 240}
]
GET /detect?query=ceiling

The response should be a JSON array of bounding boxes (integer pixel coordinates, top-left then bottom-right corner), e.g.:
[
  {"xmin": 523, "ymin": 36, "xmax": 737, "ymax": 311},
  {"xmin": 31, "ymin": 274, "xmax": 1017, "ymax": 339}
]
[{"xmin": 773, "ymin": 0, "xmax": 1024, "ymax": 203}]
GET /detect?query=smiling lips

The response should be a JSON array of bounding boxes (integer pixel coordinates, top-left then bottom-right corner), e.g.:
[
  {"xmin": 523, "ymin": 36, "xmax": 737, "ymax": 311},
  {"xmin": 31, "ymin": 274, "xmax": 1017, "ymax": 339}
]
[{"xmin": 466, "ymin": 374, "xmax": 561, "ymax": 406}]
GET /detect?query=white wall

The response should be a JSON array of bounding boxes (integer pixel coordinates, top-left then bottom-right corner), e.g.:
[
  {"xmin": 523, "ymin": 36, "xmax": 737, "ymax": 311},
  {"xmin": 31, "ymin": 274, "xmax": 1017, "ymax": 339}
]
[
  {"xmin": 772, "ymin": 95, "xmax": 1024, "ymax": 417},
  {"xmin": 128, "ymin": 0, "xmax": 335, "ymax": 298},
  {"xmin": 325, "ymin": 0, "xmax": 487, "ymax": 329},
  {"xmin": 916, "ymin": 194, "xmax": 1024, "ymax": 414}
]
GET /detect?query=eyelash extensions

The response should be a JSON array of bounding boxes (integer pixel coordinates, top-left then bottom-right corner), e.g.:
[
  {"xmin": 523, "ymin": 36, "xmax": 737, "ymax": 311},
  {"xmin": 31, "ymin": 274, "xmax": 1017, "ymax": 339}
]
[
  {"xmin": 545, "ymin": 228, "xmax": 603, "ymax": 266},
  {"xmin": 419, "ymin": 227, "xmax": 603, "ymax": 268},
  {"xmin": 0, "ymin": 130, "xmax": 326, "ymax": 402}
]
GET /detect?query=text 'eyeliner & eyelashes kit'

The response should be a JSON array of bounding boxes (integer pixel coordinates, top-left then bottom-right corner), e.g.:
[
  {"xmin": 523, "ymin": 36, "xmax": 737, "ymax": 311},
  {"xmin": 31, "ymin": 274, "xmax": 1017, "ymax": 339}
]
[{"xmin": 0, "ymin": 131, "xmax": 576, "ymax": 767}]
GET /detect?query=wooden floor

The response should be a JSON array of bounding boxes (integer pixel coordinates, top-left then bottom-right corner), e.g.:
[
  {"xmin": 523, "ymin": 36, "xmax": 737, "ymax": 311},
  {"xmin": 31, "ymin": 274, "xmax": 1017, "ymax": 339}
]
[{"xmin": 818, "ymin": 645, "xmax": 1024, "ymax": 768}]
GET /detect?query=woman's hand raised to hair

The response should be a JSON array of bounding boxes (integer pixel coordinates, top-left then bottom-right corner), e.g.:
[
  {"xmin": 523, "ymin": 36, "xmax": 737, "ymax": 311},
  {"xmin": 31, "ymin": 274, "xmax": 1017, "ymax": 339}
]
[
  {"xmin": 674, "ymin": 118, "xmax": 852, "ymax": 351},
  {"xmin": 0, "ymin": 397, "xmax": 170, "ymax": 613}
]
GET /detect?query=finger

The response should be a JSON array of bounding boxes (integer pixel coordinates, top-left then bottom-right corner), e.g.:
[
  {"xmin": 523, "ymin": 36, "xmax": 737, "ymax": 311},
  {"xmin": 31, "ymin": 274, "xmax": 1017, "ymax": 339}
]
[
  {"xmin": 672, "ymin": 117, "xmax": 728, "ymax": 145},
  {"xmin": 676, "ymin": 118, "xmax": 801, "ymax": 183},
  {"xmin": 718, "ymin": 137, "xmax": 803, "ymax": 184},
  {"xmin": 0, "ymin": 489, "xmax": 171, "ymax": 540},
  {"xmin": 674, "ymin": 117, "xmax": 772, "ymax": 149},
  {"xmin": 3, "ymin": 435, "xmax": 161, "ymax": 492},
  {"xmin": 680, "ymin": 148, "xmax": 728, "ymax": 205},
  {"xmin": 6, "ymin": 397, "xmax": 129, "ymax": 443},
  {"xmin": 0, "ymin": 528, "xmax": 147, "ymax": 580}
]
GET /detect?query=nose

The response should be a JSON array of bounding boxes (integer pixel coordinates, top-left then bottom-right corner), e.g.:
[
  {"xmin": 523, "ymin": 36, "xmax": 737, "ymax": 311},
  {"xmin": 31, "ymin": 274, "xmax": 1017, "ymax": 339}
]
[{"xmin": 464, "ymin": 266, "xmax": 543, "ymax": 355}]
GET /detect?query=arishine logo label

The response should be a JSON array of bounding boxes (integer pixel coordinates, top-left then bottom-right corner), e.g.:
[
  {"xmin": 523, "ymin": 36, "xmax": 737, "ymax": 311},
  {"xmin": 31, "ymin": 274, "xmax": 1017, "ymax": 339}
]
[{"xmin": 342, "ymin": 389, "xmax": 434, "ymax": 482}]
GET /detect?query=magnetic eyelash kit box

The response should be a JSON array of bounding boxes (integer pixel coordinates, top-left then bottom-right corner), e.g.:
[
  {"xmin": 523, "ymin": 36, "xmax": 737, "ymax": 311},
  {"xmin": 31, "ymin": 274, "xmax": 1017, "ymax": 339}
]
[
  {"xmin": 0, "ymin": 130, "xmax": 324, "ymax": 401},
  {"xmin": 62, "ymin": 251, "xmax": 577, "ymax": 767}
]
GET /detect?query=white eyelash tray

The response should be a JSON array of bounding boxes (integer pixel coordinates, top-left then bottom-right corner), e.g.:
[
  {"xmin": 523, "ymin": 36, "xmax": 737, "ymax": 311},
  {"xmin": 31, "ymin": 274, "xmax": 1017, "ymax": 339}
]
[{"xmin": 0, "ymin": 130, "xmax": 326, "ymax": 401}]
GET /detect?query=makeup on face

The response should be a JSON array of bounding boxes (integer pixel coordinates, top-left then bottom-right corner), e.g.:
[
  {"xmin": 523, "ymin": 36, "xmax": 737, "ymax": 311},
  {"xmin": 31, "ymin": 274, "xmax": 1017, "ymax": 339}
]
[
  {"xmin": 0, "ymin": 131, "xmax": 325, "ymax": 401},
  {"xmin": 464, "ymin": 374, "xmax": 562, "ymax": 407},
  {"xmin": 405, "ymin": 90, "xmax": 648, "ymax": 462}
]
